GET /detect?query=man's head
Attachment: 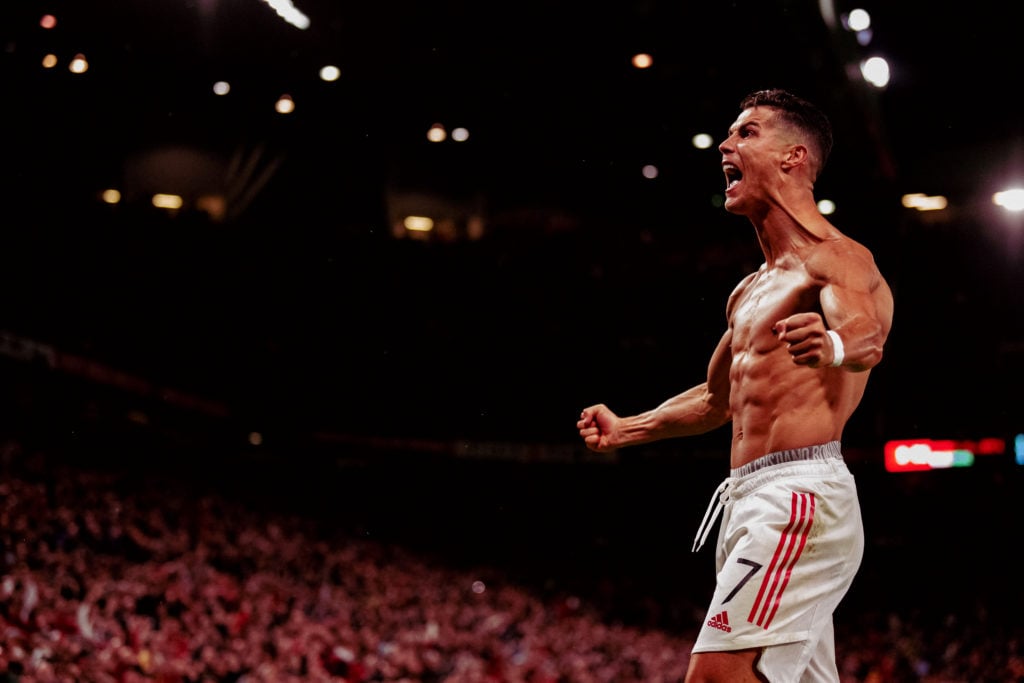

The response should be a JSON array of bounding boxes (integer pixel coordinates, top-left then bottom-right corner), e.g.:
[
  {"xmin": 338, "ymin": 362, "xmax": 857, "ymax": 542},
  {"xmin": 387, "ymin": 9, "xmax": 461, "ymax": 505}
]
[{"xmin": 738, "ymin": 89, "xmax": 833, "ymax": 181}]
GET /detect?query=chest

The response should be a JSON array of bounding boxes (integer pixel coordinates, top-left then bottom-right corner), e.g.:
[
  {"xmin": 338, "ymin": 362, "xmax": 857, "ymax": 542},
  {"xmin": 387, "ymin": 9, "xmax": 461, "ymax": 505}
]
[{"xmin": 732, "ymin": 268, "xmax": 820, "ymax": 339}]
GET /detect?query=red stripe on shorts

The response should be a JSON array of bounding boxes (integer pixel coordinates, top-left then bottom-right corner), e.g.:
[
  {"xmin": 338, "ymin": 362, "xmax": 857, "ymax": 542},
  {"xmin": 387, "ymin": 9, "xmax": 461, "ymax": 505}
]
[{"xmin": 748, "ymin": 491, "xmax": 815, "ymax": 629}]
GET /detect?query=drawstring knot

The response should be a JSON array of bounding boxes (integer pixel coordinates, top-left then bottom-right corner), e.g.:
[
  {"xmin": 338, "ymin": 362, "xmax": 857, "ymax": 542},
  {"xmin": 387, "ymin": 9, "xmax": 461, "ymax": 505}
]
[{"xmin": 693, "ymin": 478, "xmax": 733, "ymax": 552}]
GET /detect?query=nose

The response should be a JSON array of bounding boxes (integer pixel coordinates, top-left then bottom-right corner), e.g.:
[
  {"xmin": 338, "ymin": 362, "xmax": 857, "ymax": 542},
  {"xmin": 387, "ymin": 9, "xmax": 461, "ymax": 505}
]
[{"xmin": 718, "ymin": 135, "xmax": 733, "ymax": 154}]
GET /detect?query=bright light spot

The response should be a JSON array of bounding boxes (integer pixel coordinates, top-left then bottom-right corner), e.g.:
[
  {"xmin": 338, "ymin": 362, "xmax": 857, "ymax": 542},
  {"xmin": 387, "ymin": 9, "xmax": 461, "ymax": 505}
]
[
  {"xmin": 993, "ymin": 188, "xmax": 1024, "ymax": 212},
  {"xmin": 860, "ymin": 56, "xmax": 890, "ymax": 88},
  {"xmin": 427, "ymin": 123, "xmax": 446, "ymax": 142},
  {"xmin": 101, "ymin": 189, "xmax": 121, "ymax": 204},
  {"xmin": 41, "ymin": 54, "xmax": 58, "ymax": 69},
  {"xmin": 259, "ymin": 0, "xmax": 310, "ymax": 29},
  {"xmin": 471, "ymin": 580, "xmax": 486, "ymax": 594},
  {"xmin": 901, "ymin": 193, "xmax": 948, "ymax": 211},
  {"xmin": 248, "ymin": 432, "xmax": 263, "ymax": 446},
  {"xmin": 817, "ymin": 199, "xmax": 836, "ymax": 215},
  {"xmin": 275, "ymin": 94, "xmax": 295, "ymax": 114},
  {"xmin": 320, "ymin": 65, "xmax": 340, "ymax": 82},
  {"xmin": 846, "ymin": 8, "xmax": 871, "ymax": 31},
  {"xmin": 632, "ymin": 53, "xmax": 653, "ymax": 69},
  {"xmin": 40, "ymin": 14, "xmax": 57, "ymax": 29},
  {"xmin": 885, "ymin": 438, "xmax": 1000, "ymax": 471},
  {"xmin": 333, "ymin": 645, "xmax": 356, "ymax": 662},
  {"xmin": 69, "ymin": 53, "xmax": 88, "ymax": 74},
  {"xmin": 692, "ymin": 133, "xmax": 714, "ymax": 150},
  {"xmin": 642, "ymin": 164, "xmax": 659, "ymax": 179},
  {"xmin": 213, "ymin": 81, "xmax": 230, "ymax": 96},
  {"xmin": 451, "ymin": 127, "xmax": 469, "ymax": 142},
  {"xmin": 894, "ymin": 443, "xmax": 954, "ymax": 469},
  {"xmin": 152, "ymin": 194, "xmax": 183, "ymax": 210},
  {"xmin": 404, "ymin": 215, "xmax": 434, "ymax": 232}
]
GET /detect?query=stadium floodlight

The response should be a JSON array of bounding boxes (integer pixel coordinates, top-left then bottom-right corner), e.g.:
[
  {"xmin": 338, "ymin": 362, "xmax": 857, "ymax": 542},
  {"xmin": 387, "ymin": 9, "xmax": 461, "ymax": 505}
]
[{"xmin": 259, "ymin": 0, "xmax": 310, "ymax": 30}]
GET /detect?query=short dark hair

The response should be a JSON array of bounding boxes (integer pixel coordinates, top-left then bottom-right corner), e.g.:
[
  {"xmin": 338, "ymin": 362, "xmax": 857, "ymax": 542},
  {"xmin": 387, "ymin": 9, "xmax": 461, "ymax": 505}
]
[{"xmin": 740, "ymin": 89, "xmax": 833, "ymax": 174}]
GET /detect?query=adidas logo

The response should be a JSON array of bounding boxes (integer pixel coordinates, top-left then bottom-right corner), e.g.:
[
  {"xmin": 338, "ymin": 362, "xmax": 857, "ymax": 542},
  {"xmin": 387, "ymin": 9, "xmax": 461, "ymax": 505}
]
[{"xmin": 707, "ymin": 611, "xmax": 732, "ymax": 632}]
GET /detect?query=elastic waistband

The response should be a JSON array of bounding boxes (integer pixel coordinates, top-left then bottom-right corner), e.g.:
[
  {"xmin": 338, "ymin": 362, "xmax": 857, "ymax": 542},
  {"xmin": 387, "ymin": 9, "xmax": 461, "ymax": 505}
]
[
  {"xmin": 730, "ymin": 441, "xmax": 843, "ymax": 478},
  {"xmin": 693, "ymin": 441, "xmax": 846, "ymax": 553}
]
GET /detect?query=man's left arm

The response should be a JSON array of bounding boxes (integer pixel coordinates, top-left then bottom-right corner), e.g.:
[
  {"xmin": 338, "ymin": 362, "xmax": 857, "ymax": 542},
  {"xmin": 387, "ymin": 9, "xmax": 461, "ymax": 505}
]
[
  {"xmin": 773, "ymin": 243, "xmax": 894, "ymax": 371},
  {"xmin": 817, "ymin": 246, "xmax": 894, "ymax": 372}
]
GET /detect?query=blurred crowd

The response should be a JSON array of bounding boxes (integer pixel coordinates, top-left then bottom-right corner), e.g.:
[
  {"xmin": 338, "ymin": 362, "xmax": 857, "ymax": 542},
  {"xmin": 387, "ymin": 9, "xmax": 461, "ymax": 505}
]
[{"xmin": 0, "ymin": 439, "xmax": 1021, "ymax": 683}]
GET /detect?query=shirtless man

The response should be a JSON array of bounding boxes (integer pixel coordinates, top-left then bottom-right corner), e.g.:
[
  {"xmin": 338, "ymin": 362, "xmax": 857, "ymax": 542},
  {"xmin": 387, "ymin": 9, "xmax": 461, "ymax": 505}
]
[{"xmin": 577, "ymin": 89, "xmax": 894, "ymax": 682}]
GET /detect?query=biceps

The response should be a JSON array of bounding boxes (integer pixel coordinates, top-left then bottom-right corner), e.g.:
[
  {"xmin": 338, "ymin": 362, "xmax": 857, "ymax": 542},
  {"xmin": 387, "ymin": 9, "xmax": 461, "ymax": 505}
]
[{"xmin": 820, "ymin": 283, "xmax": 881, "ymax": 331}]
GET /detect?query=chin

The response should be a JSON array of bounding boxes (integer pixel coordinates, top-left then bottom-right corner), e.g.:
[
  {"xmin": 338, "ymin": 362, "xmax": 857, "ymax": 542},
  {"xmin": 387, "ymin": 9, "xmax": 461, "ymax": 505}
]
[{"xmin": 723, "ymin": 192, "xmax": 757, "ymax": 216}]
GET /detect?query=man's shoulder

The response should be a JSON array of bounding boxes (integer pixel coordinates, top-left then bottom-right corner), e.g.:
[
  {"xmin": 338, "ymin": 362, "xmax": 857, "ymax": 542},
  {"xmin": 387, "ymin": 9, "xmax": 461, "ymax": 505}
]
[
  {"xmin": 724, "ymin": 268, "xmax": 763, "ymax": 317},
  {"xmin": 807, "ymin": 232, "xmax": 877, "ymax": 271},
  {"xmin": 805, "ymin": 232, "xmax": 890, "ymax": 294},
  {"xmin": 731, "ymin": 267, "xmax": 764, "ymax": 295}
]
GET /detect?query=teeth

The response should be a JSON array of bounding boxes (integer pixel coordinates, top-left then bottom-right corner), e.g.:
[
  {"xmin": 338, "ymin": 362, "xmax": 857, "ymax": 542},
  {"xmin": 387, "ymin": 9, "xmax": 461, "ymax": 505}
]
[{"xmin": 723, "ymin": 163, "xmax": 741, "ymax": 189}]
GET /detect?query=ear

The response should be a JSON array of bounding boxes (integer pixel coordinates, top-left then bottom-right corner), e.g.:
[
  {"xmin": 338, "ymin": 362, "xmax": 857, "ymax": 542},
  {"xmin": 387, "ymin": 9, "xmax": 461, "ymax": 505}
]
[{"xmin": 780, "ymin": 144, "xmax": 809, "ymax": 171}]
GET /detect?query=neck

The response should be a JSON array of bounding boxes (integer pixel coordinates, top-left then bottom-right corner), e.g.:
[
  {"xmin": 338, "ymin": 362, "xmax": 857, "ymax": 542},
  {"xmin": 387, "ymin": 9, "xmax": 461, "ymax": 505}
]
[{"xmin": 750, "ymin": 194, "xmax": 831, "ymax": 267}]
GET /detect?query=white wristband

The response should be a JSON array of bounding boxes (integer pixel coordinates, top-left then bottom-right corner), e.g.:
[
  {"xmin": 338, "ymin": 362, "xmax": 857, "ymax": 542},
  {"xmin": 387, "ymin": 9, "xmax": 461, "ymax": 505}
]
[{"xmin": 827, "ymin": 330, "xmax": 845, "ymax": 367}]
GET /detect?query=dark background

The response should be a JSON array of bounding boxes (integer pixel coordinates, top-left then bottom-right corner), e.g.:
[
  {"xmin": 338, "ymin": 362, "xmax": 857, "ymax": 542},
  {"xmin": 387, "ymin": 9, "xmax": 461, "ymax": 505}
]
[{"xmin": 1, "ymin": 0, "xmax": 1022, "ymax": 611}]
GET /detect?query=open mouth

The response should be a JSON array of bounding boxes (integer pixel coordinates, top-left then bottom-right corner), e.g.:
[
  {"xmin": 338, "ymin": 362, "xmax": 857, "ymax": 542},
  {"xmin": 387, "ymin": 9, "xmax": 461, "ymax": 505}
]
[{"xmin": 723, "ymin": 163, "xmax": 742, "ymax": 190}]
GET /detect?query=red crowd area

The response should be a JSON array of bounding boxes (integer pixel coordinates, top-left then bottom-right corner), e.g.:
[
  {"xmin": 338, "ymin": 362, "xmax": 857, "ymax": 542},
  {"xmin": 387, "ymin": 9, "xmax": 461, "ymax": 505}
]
[{"xmin": 0, "ymin": 440, "xmax": 1021, "ymax": 682}]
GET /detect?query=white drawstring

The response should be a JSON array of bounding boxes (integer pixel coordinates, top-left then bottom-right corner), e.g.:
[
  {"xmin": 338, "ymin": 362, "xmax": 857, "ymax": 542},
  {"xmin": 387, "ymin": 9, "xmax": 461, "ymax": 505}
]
[{"xmin": 692, "ymin": 478, "xmax": 733, "ymax": 552}]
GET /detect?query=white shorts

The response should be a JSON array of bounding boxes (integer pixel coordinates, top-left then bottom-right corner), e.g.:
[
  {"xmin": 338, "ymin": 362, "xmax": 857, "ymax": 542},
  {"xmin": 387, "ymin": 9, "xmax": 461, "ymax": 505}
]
[{"xmin": 691, "ymin": 441, "xmax": 864, "ymax": 683}]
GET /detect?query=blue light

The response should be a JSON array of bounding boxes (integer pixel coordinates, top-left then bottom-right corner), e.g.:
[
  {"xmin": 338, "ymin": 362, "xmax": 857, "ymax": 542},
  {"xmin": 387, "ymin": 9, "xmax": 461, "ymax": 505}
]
[{"xmin": 1016, "ymin": 434, "xmax": 1024, "ymax": 466}]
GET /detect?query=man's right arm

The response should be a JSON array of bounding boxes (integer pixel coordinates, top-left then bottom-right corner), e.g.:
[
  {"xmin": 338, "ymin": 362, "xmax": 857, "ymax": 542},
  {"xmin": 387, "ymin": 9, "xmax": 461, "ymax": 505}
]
[{"xmin": 579, "ymin": 327, "xmax": 733, "ymax": 452}]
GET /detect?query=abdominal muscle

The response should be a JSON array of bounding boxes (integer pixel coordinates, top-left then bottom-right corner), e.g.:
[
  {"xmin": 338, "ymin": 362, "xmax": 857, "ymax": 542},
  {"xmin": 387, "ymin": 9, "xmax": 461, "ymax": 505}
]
[{"xmin": 727, "ymin": 345, "xmax": 862, "ymax": 469}]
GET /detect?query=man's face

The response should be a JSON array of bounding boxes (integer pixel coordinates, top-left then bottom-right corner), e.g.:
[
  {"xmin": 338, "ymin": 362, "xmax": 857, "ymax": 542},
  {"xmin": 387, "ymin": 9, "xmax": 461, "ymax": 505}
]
[{"xmin": 718, "ymin": 106, "xmax": 793, "ymax": 215}]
